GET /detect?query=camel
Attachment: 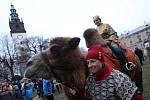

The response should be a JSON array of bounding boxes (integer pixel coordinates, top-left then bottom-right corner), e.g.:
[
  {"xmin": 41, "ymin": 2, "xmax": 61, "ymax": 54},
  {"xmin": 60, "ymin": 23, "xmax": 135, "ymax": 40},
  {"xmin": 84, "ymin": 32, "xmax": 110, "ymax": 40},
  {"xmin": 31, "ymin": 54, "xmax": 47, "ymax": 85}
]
[{"xmin": 25, "ymin": 37, "xmax": 89, "ymax": 100}]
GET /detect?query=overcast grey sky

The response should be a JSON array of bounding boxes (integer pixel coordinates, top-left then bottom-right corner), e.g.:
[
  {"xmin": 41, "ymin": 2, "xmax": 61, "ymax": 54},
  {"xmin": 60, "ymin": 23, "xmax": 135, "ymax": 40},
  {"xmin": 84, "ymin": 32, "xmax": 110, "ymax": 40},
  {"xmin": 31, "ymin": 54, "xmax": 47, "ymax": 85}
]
[{"xmin": 0, "ymin": 0, "xmax": 150, "ymax": 47}]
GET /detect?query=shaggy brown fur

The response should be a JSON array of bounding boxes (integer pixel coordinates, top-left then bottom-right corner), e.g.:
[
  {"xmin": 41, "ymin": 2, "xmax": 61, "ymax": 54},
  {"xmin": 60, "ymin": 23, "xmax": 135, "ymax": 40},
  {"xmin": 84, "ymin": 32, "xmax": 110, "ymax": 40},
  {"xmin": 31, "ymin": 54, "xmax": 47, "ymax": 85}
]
[{"xmin": 25, "ymin": 37, "xmax": 90, "ymax": 100}]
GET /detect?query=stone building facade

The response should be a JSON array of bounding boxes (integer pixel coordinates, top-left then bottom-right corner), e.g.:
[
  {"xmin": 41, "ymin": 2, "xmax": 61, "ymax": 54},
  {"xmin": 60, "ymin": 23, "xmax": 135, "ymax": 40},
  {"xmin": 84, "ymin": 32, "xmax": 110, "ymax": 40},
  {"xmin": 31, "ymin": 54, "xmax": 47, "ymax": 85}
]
[{"xmin": 119, "ymin": 23, "xmax": 150, "ymax": 51}]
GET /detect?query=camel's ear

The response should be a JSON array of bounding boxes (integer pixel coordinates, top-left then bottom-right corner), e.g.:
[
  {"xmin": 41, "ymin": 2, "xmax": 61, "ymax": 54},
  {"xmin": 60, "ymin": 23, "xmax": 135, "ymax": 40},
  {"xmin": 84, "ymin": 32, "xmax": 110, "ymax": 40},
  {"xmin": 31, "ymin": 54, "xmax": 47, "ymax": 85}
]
[
  {"xmin": 50, "ymin": 45, "xmax": 62, "ymax": 58},
  {"xmin": 68, "ymin": 37, "xmax": 80, "ymax": 49}
]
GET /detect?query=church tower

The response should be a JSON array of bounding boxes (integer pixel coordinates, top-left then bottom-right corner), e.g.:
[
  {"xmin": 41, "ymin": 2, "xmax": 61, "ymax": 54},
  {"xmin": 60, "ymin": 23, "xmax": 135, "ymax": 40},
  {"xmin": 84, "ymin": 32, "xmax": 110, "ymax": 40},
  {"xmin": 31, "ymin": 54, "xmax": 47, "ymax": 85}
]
[
  {"xmin": 9, "ymin": 3, "xmax": 29, "ymax": 76},
  {"xmin": 9, "ymin": 3, "xmax": 27, "ymax": 45}
]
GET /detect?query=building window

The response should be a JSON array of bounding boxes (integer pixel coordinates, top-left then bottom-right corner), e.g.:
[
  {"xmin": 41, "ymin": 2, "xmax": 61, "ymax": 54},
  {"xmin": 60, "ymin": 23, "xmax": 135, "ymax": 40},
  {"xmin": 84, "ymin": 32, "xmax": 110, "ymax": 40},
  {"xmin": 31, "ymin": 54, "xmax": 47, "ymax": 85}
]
[
  {"xmin": 137, "ymin": 35, "xmax": 142, "ymax": 42},
  {"xmin": 130, "ymin": 40, "xmax": 132, "ymax": 44}
]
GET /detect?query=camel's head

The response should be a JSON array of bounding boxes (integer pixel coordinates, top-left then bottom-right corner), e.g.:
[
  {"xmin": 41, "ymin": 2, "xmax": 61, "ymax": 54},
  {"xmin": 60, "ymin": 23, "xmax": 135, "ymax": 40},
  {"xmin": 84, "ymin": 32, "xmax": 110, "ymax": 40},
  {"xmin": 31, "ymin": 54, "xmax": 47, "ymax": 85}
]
[
  {"xmin": 24, "ymin": 37, "xmax": 83, "ymax": 81},
  {"xmin": 24, "ymin": 53, "xmax": 53, "ymax": 80}
]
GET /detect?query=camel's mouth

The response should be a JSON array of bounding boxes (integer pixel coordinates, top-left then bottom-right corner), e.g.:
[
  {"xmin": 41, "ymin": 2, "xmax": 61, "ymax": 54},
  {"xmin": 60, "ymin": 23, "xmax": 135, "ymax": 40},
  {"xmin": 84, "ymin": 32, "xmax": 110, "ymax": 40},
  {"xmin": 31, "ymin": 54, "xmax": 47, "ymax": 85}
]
[
  {"xmin": 24, "ymin": 65, "xmax": 43, "ymax": 79},
  {"xmin": 24, "ymin": 68, "xmax": 37, "ymax": 79},
  {"xmin": 25, "ymin": 73, "xmax": 36, "ymax": 79},
  {"xmin": 24, "ymin": 66, "xmax": 55, "ymax": 80}
]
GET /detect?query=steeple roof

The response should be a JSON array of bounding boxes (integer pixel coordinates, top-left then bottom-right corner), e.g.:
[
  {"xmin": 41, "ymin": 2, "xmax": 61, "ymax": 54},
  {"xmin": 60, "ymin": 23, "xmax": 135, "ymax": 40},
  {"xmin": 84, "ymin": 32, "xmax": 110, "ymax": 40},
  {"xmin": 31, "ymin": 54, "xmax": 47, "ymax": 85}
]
[
  {"xmin": 10, "ymin": 3, "xmax": 20, "ymax": 22},
  {"xmin": 9, "ymin": 3, "xmax": 26, "ymax": 34}
]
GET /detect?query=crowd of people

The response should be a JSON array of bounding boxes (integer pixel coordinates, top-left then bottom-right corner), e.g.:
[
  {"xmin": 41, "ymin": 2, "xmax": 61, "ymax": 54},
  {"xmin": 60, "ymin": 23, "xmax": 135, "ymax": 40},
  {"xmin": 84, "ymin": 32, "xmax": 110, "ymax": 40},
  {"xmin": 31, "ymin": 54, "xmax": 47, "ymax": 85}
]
[
  {"xmin": 0, "ymin": 78, "xmax": 62, "ymax": 100},
  {"xmin": 0, "ymin": 78, "xmax": 34, "ymax": 100}
]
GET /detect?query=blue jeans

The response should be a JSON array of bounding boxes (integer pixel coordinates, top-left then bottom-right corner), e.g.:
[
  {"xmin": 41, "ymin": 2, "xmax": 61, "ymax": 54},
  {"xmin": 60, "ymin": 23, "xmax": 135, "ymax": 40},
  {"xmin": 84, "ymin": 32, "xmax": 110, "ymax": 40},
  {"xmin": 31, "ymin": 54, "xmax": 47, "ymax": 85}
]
[{"xmin": 110, "ymin": 44, "xmax": 128, "ymax": 66}]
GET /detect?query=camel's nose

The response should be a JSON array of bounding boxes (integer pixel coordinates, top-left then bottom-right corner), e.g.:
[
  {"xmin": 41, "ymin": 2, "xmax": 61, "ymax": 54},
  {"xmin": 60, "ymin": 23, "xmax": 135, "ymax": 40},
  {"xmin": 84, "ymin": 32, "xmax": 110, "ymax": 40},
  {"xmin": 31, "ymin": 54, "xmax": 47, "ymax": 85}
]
[{"xmin": 26, "ymin": 60, "xmax": 33, "ymax": 68}]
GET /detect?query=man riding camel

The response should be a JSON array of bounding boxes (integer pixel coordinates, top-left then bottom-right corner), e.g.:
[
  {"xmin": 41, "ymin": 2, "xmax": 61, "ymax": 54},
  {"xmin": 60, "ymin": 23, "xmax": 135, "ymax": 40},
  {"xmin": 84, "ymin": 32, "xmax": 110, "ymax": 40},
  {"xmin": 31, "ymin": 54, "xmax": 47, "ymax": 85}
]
[{"xmin": 93, "ymin": 15, "xmax": 136, "ymax": 71}]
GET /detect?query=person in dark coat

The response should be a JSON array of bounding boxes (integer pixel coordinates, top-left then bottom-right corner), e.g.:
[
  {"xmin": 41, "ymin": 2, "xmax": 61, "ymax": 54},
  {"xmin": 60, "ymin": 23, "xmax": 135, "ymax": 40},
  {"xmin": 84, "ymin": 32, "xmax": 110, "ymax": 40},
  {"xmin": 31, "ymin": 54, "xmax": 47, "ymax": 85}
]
[
  {"xmin": 134, "ymin": 47, "xmax": 144, "ymax": 65},
  {"xmin": 37, "ymin": 78, "xmax": 44, "ymax": 99},
  {"xmin": 12, "ymin": 81, "xmax": 24, "ymax": 100}
]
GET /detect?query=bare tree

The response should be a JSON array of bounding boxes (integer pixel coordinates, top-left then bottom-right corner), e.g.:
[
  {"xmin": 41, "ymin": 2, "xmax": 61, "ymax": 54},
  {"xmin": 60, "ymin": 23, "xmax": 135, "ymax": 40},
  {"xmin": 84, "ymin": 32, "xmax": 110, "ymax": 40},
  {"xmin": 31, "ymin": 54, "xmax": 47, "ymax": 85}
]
[
  {"xmin": 0, "ymin": 35, "xmax": 50, "ymax": 80},
  {"xmin": 25, "ymin": 36, "xmax": 49, "ymax": 55},
  {"xmin": 0, "ymin": 61, "xmax": 10, "ymax": 80},
  {"xmin": 0, "ymin": 35, "xmax": 16, "ymax": 80}
]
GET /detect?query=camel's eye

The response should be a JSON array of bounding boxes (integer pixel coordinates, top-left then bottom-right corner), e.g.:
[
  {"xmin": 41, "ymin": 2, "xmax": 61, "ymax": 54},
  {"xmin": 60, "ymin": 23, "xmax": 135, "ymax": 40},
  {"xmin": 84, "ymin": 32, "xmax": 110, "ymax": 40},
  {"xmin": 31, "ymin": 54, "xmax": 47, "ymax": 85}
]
[
  {"xmin": 26, "ymin": 61, "xmax": 33, "ymax": 67},
  {"xmin": 50, "ymin": 45, "xmax": 62, "ymax": 58}
]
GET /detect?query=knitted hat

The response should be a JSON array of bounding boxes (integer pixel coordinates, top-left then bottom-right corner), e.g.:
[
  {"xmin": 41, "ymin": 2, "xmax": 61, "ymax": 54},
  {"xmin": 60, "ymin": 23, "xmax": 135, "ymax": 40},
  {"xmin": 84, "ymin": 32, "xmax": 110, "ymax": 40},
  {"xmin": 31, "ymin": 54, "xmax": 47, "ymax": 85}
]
[
  {"xmin": 86, "ymin": 45, "xmax": 104, "ymax": 62},
  {"xmin": 83, "ymin": 28, "xmax": 107, "ymax": 48}
]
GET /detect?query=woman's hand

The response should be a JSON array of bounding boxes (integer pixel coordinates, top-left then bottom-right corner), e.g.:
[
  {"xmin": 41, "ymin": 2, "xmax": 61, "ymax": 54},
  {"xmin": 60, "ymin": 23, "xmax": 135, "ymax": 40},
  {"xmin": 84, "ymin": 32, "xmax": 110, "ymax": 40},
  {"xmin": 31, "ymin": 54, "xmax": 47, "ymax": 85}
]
[{"xmin": 69, "ymin": 88, "xmax": 76, "ymax": 95}]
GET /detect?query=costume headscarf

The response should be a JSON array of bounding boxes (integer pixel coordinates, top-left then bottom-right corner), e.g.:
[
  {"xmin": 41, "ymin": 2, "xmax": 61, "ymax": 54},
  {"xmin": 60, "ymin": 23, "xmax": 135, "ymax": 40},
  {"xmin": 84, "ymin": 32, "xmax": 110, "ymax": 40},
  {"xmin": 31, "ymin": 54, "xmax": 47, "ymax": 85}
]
[
  {"xmin": 86, "ymin": 44, "xmax": 104, "ymax": 62},
  {"xmin": 86, "ymin": 44, "xmax": 113, "ymax": 80}
]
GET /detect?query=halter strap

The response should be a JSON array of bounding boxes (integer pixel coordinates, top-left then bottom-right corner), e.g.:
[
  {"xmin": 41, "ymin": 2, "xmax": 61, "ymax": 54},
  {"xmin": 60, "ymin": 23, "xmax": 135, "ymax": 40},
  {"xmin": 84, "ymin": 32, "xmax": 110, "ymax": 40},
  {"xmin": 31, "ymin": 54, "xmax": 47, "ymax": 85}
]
[{"xmin": 40, "ymin": 52, "xmax": 59, "ymax": 79}]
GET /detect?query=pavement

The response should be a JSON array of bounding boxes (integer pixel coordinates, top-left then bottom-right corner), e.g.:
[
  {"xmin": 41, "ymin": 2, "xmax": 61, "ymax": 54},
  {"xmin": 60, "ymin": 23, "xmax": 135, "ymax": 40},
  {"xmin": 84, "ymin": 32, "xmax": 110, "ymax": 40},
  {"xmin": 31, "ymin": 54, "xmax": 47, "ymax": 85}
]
[
  {"xmin": 33, "ymin": 95, "xmax": 40, "ymax": 100},
  {"xmin": 33, "ymin": 95, "xmax": 44, "ymax": 100}
]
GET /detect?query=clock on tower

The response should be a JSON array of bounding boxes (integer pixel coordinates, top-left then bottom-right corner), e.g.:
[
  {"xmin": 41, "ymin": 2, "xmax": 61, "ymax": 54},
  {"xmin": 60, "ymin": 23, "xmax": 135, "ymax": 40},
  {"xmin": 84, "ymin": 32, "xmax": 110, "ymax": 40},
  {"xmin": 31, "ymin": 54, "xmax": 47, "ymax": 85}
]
[{"xmin": 17, "ymin": 35, "xmax": 23, "ymax": 40}]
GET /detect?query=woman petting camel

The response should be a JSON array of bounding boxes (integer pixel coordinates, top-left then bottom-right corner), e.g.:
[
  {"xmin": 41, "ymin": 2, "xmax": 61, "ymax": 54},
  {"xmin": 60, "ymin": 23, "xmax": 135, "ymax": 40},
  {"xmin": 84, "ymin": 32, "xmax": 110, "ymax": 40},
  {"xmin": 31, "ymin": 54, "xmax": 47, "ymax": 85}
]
[{"xmin": 85, "ymin": 44, "xmax": 143, "ymax": 100}]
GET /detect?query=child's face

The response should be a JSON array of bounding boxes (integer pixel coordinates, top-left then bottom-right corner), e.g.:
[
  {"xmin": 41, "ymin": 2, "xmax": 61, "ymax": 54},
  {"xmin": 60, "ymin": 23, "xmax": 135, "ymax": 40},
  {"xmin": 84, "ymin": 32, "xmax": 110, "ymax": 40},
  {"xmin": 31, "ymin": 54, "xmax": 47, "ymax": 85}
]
[{"xmin": 87, "ymin": 59, "xmax": 103, "ymax": 75}]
